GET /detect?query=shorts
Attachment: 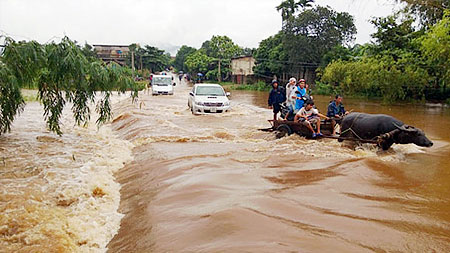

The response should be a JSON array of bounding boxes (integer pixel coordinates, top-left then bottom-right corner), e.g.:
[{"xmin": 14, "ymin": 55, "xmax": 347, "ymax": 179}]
[
  {"xmin": 273, "ymin": 103, "xmax": 282, "ymax": 114},
  {"xmin": 302, "ymin": 117, "xmax": 319, "ymax": 126},
  {"xmin": 329, "ymin": 117, "xmax": 342, "ymax": 124}
]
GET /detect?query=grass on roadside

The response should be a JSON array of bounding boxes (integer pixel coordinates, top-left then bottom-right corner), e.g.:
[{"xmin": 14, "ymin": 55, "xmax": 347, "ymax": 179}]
[
  {"xmin": 21, "ymin": 89, "xmax": 39, "ymax": 102},
  {"xmin": 135, "ymin": 80, "xmax": 148, "ymax": 91},
  {"xmin": 207, "ymin": 81, "xmax": 271, "ymax": 92}
]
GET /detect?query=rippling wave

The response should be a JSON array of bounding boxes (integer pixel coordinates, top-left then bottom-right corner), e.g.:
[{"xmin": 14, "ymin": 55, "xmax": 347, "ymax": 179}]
[
  {"xmin": 1, "ymin": 95, "xmax": 133, "ymax": 252},
  {"xmin": 107, "ymin": 79, "xmax": 450, "ymax": 252}
]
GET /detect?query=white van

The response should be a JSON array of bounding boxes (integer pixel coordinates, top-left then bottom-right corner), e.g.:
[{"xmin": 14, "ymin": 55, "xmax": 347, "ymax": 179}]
[{"xmin": 152, "ymin": 75, "xmax": 175, "ymax": 95}]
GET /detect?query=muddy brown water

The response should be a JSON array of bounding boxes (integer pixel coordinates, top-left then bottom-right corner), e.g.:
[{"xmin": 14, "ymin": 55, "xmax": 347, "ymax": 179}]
[
  {"xmin": 1, "ymin": 80, "xmax": 449, "ymax": 252},
  {"xmin": 107, "ymin": 79, "xmax": 450, "ymax": 252}
]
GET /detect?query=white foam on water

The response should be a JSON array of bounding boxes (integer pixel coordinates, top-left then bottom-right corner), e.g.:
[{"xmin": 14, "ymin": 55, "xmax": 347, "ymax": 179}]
[
  {"xmin": 57, "ymin": 126, "xmax": 133, "ymax": 252},
  {"xmin": 0, "ymin": 94, "xmax": 134, "ymax": 252}
]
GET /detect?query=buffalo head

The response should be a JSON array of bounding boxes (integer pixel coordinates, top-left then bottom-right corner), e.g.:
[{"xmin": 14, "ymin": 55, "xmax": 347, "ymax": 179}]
[{"xmin": 394, "ymin": 124, "xmax": 433, "ymax": 147}]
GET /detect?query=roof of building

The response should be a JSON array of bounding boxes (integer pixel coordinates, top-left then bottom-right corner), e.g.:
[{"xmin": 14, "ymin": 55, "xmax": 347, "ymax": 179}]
[
  {"xmin": 93, "ymin": 44, "xmax": 130, "ymax": 47},
  {"xmin": 231, "ymin": 55, "xmax": 254, "ymax": 60}
]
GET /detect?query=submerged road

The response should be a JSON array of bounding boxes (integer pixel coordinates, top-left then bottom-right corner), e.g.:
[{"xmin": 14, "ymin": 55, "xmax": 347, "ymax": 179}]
[{"xmin": 107, "ymin": 74, "xmax": 450, "ymax": 252}]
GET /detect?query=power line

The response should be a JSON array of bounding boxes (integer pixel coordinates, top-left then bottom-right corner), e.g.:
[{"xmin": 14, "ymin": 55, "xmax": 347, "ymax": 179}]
[{"xmin": 255, "ymin": 57, "xmax": 320, "ymax": 66}]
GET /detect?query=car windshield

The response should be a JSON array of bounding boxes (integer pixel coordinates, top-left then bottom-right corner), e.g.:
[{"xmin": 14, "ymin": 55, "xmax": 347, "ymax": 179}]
[
  {"xmin": 195, "ymin": 86, "xmax": 225, "ymax": 96},
  {"xmin": 153, "ymin": 77, "xmax": 171, "ymax": 86}
]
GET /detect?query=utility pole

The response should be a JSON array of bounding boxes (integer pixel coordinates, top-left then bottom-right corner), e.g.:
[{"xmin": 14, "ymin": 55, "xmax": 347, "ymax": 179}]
[
  {"xmin": 131, "ymin": 51, "xmax": 135, "ymax": 77},
  {"xmin": 218, "ymin": 59, "xmax": 222, "ymax": 82}
]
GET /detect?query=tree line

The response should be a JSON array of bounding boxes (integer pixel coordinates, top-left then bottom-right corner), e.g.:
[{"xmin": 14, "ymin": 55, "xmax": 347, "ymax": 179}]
[
  {"xmin": 174, "ymin": 0, "xmax": 450, "ymax": 102},
  {"xmin": 320, "ymin": 0, "xmax": 450, "ymax": 102},
  {"xmin": 173, "ymin": 35, "xmax": 246, "ymax": 82},
  {"xmin": 2, "ymin": 0, "xmax": 449, "ymax": 135},
  {"xmin": 172, "ymin": 1, "xmax": 357, "ymax": 84}
]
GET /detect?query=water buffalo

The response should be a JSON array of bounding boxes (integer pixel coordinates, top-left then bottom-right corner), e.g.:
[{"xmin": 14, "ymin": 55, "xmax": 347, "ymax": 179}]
[{"xmin": 338, "ymin": 112, "xmax": 433, "ymax": 150}]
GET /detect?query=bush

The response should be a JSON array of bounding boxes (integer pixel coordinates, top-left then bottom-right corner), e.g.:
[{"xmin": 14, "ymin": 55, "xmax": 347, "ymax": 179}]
[
  {"xmin": 320, "ymin": 57, "xmax": 429, "ymax": 102},
  {"xmin": 233, "ymin": 81, "xmax": 271, "ymax": 91},
  {"xmin": 135, "ymin": 81, "xmax": 148, "ymax": 91},
  {"xmin": 313, "ymin": 81, "xmax": 338, "ymax": 95}
]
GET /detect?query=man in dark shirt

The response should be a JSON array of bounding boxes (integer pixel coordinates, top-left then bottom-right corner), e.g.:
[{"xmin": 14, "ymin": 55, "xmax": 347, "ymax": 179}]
[
  {"xmin": 327, "ymin": 94, "xmax": 348, "ymax": 135},
  {"xmin": 268, "ymin": 80, "xmax": 286, "ymax": 121}
]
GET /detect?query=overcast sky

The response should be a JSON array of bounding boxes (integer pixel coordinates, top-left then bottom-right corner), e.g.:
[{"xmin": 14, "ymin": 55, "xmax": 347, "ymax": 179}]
[{"xmin": 0, "ymin": 0, "xmax": 401, "ymax": 55}]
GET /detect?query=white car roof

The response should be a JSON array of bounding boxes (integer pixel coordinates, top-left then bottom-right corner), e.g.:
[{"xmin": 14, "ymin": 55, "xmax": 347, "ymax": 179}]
[{"xmin": 194, "ymin": 83, "xmax": 222, "ymax": 87}]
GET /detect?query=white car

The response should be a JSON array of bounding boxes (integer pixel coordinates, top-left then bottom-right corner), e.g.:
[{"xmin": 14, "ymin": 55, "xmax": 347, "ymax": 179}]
[
  {"xmin": 152, "ymin": 75, "xmax": 175, "ymax": 95},
  {"xmin": 188, "ymin": 84, "xmax": 231, "ymax": 114}
]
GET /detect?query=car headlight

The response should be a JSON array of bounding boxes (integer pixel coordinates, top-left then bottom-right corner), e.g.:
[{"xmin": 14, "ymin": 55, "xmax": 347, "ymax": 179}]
[
  {"xmin": 195, "ymin": 101, "xmax": 204, "ymax": 106},
  {"xmin": 223, "ymin": 101, "xmax": 230, "ymax": 106}
]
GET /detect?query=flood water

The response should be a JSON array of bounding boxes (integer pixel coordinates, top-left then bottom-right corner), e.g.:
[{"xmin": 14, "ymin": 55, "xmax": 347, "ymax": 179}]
[
  {"xmin": 0, "ymin": 92, "xmax": 133, "ymax": 252},
  {"xmin": 1, "ymin": 78, "xmax": 449, "ymax": 252},
  {"xmin": 107, "ymin": 78, "xmax": 450, "ymax": 252}
]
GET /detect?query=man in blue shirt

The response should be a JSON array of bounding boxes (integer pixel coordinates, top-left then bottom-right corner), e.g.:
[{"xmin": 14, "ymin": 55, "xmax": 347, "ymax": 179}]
[
  {"xmin": 327, "ymin": 94, "xmax": 349, "ymax": 135},
  {"xmin": 295, "ymin": 79, "xmax": 307, "ymax": 111}
]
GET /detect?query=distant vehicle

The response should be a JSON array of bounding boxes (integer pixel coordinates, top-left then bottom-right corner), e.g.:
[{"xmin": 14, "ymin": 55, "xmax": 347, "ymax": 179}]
[
  {"xmin": 152, "ymin": 75, "xmax": 176, "ymax": 95},
  {"xmin": 188, "ymin": 83, "xmax": 231, "ymax": 114}
]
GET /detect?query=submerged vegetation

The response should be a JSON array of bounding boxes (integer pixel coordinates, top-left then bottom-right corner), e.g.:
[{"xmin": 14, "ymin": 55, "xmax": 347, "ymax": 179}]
[{"xmin": 0, "ymin": 37, "xmax": 138, "ymax": 135}]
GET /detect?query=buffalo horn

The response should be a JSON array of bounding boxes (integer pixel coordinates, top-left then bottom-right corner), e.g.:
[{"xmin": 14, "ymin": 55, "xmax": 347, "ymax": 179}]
[{"xmin": 393, "ymin": 122, "xmax": 415, "ymax": 132}]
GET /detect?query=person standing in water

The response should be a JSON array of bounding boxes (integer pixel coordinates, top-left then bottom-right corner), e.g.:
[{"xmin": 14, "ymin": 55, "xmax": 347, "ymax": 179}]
[{"xmin": 268, "ymin": 80, "xmax": 286, "ymax": 121}]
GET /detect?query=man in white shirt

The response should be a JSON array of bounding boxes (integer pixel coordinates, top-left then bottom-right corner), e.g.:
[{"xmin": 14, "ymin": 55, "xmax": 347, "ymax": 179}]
[{"xmin": 294, "ymin": 100, "xmax": 329, "ymax": 138}]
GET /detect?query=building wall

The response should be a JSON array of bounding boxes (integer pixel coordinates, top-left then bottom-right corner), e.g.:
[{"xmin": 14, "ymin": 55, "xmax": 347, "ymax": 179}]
[
  {"xmin": 231, "ymin": 56, "xmax": 255, "ymax": 76},
  {"xmin": 93, "ymin": 45, "xmax": 129, "ymax": 59}
]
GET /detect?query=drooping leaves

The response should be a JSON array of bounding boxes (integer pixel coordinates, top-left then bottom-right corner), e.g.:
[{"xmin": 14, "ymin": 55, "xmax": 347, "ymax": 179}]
[{"xmin": 0, "ymin": 36, "xmax": 138, "ymax": 135}]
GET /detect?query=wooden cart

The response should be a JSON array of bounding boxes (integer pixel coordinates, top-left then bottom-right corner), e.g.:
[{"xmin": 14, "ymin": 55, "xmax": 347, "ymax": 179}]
[
  {"xmin": 261, "ymin": 119, "xmax": 382, "ymax": 146},
  {"xmin": 265, "ymin": 119, "xmax": 334, "ymax": 139}
]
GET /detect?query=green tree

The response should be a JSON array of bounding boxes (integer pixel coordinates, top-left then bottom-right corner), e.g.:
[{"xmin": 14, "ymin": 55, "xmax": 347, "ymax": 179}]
[
  {"xmin": 283, "ymin": 6, "xmax": 356, "ymax": 62},
  {"xmin": 319, "ymin": 45, "xmax": 354, "ymax": 68},
  {"xmin": 209, "ymin": 35, "xmax": 243, "ymax": 82},
  {"xmin": 80, "ymin": 42, "xmax": 97, "ymax": 60},
  {"xmin": 200, "ymin": 40, "xmax": 214, "ymax": 57},
  {"xmin": 253, "ymin": 32, "xmax": 288, "ymax": 79},
  {"xmin": 242, "ymin": 47, "xmax": 255, "ymax": 56},
  {"xmin": 420, "ymin": 11, "xmax": 450, "ymax": 99},
  {"xmin": 174, "ymin": 45, "xmax": 197, "ymax": 72},
  {"xmin": 321, "ymin": 56, "xmax": 429, "ymax": 101},
  {"xmin": 368, "ymin": 14, "xmax": 423, "ymax": 59},
  {"xmin": 141, "ymin": 45, "xmax": 170, "ymax": 72},
  {"xmin": 396, "ymin": 0, "xmax": 450, "ymax": 26},
  {"xmin": 184, "ymin": 50, "xmax": 213, "ymax": 75},
  {"xmin": 276, "ymin": 0, "xmax": 315, "ymax": 26},
  {"xmin": 126, "ymin": 44, "xmax": 170, "ymax": 72},
  {"xmin": 0, "ymin": 37, "xmax": 138, "ymax": 135}
]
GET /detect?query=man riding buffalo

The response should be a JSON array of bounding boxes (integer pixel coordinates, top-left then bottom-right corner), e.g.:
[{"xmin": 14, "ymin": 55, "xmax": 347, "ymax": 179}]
[{"xmin": 327, "ymin": 94, "xmax": 349, "ymax": 135}]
